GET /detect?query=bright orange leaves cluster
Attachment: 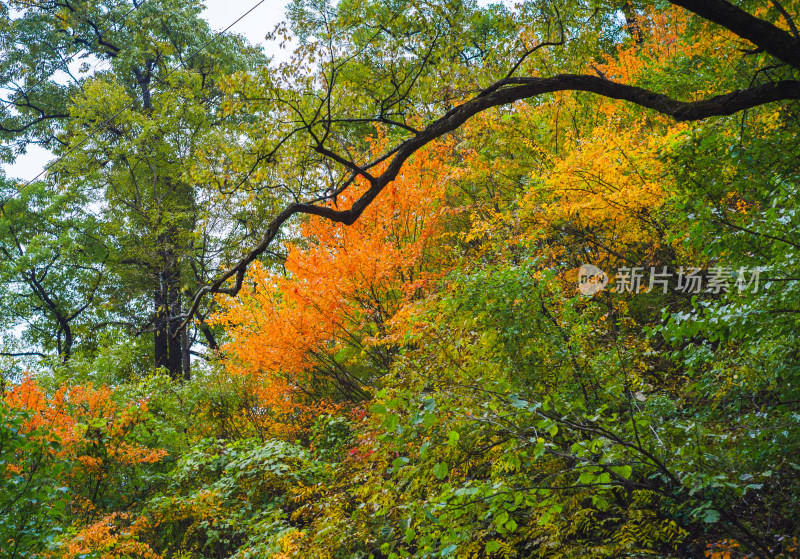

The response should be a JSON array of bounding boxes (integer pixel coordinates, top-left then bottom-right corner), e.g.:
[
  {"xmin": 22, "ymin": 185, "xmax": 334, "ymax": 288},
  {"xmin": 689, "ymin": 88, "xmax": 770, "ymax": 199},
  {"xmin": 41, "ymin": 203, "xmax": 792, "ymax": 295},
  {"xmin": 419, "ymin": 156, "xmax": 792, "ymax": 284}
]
[
  {"xmin": 5, "ymin": 377, "xmax": 166, "ymax": 508},
  {"xmin": 6, "ymin": 377, "xmax": 164, "ymax": 464},
  {"xmin": 57, "ymin": 513, "xmax": 159, "ymax": 559},
  {"xmin": 211, "ymin": 135, "xmax": 455, "ymax": 414},
  {"xmin": 4, "ymin": 377, "xmax": 167, "ymax": 557}
]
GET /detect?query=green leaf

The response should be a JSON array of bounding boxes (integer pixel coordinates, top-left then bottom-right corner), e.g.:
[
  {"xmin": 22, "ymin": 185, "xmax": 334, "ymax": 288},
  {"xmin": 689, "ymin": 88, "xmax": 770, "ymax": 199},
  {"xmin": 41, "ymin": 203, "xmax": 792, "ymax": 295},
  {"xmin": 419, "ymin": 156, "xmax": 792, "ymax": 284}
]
[
  {"xmin": 611, "ymin": 465, "xmax": 633, "ymax": 479},
  {"xmin": 441, "ymin": 544, "xmax": 457, "ymax": 556},
  {"xmin": 383, "ymin": 414, "xmax": 400, "ymax": 432},
  {"xmin": 370, "ymin": 403, "xmax": 387, "ymax": 415},
  {"xmin": 495, "ymin": 510, "xmax": 509, "ymax": 526}
]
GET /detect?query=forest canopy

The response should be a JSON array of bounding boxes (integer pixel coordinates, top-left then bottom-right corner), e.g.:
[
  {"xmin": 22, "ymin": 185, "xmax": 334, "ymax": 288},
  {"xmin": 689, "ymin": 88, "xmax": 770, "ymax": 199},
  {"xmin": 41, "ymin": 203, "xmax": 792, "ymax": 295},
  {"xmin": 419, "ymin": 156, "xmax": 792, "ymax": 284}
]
[{"xmin": 1, "ymin": 0, "xmax": 800, "ymax": 558}]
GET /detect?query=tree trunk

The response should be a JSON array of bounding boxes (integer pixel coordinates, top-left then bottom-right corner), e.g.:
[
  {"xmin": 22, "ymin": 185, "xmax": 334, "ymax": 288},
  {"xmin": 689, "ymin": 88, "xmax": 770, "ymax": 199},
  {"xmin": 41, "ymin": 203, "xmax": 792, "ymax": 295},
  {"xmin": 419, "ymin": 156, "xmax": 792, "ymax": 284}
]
[
  {"xmin": 181, "ymin": 326, "xmax": 191, "ymax": 380},
  {"xmin": 154, "ymin": 235, "xmax": 188, "ymax": 380},
  {"xmin": 167, "ymin": 278, "xmax": 182, "ymax": 378},
  {"xmin": 622, "ymin": 1, "xmax": 644, "ymax": 45},
  {"xmin": 154, "ymin": 278, "xmax": 169, "ymax": 371}
]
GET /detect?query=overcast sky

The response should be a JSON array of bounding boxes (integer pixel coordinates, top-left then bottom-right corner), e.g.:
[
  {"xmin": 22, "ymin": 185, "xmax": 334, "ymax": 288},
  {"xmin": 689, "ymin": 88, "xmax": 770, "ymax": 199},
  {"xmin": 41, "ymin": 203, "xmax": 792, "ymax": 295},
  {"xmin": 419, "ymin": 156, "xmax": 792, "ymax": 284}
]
[
  {"xmin": 3, "ymin": 0, "xmax": 505, "ymax": 182},
  {"xmin": 203, "ymin": 0, "xmax": 290, "ymax": 53},
  {"xmin": 3, "ymin": 0, "xmax": 292, "ymax": 182}
]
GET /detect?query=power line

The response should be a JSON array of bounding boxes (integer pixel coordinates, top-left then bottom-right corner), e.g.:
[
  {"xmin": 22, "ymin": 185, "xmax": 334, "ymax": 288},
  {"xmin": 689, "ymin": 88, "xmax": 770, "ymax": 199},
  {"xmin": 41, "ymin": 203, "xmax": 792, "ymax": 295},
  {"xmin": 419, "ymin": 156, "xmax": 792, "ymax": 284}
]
[{"xmin": 0, "ymin": 0, "xmax": 267, "ymax": 208}]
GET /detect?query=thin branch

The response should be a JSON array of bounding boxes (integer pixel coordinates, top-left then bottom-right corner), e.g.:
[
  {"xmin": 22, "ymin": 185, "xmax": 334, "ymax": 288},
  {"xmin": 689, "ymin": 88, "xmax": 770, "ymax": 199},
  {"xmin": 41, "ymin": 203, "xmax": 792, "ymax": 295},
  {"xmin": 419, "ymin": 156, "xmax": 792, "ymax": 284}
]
[
  {"xmin": 180, "ymin": 75, "xmax": 800, "ymax": 332},
  {"xmin": 503, "ymin": 8, "xmax": 564, "ymax": 80},
  {"xmin": 0, "ymin": 351, "xmax": 47, "ymax": 358},
  {"xmin": 771, "ymin": 1, "xmax": 799, "ymax": 39}
]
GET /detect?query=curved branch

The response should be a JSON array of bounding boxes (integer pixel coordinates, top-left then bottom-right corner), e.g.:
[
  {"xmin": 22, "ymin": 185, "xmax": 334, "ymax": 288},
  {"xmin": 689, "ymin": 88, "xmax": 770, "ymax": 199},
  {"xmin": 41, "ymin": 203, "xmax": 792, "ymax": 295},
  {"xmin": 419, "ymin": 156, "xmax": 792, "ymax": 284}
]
[
  {"xmin": 179, "ymin": 75, "xmax": 800, "ymax": 331},
  {"xmin": 670, "ymin": 0, "xmax": 800, "ymax": 69}
]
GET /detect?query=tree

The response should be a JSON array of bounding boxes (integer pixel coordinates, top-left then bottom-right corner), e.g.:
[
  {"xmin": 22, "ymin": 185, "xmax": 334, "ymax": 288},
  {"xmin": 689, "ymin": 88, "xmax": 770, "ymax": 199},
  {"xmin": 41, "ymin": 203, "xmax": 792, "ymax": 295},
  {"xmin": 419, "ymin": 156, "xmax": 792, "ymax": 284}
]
[
  {"xmin": 182, "ymin": 0, "xmax": 800, "ymax": 323},
  {"xmin": 0, "ymin": 176, "xmax": 108, "ymax": 362},
  {"xmin": 212, "ymin": 134, "xmax": 454, "ymax": 402},
  {"xmin": 1, "ymin": 0, "xmax": 266, "ymax": 377}
]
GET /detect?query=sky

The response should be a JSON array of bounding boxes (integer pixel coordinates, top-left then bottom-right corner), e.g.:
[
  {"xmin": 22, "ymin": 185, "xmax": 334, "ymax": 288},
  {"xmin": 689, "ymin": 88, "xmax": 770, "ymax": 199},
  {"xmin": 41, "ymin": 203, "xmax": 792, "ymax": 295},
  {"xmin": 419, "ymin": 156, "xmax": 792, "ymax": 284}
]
[
  {"xmin": 202, "ymin": 0, "xmax": 291, "ymax": 54},
  {"xmin": 3, "ymin": 0, "xmax": 504, "ymax": 182},
  {"xmin": 2, "ymin": 0, "xmax": 293, "ymax": 182}
]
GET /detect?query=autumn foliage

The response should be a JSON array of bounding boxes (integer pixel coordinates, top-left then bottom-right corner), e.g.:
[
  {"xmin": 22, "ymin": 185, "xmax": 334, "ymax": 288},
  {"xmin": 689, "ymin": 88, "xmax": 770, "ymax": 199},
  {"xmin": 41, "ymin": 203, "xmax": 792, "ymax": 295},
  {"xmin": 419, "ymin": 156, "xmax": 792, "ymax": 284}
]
[
  {"xmin": 3, "ymin": 1, "xmax": 800, "ymax": 558},
  {"xmin": 210, "ymin": 136, "xmax": 456, "ymax": 428}
]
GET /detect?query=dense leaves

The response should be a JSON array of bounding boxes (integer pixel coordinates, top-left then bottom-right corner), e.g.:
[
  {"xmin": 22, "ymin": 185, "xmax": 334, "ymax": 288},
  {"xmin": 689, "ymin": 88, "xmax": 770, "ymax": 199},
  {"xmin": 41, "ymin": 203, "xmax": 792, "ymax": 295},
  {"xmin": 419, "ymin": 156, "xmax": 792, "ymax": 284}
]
[{"xmin": 2, "ymin": 1, "xmax": 800, "ymax": 558}]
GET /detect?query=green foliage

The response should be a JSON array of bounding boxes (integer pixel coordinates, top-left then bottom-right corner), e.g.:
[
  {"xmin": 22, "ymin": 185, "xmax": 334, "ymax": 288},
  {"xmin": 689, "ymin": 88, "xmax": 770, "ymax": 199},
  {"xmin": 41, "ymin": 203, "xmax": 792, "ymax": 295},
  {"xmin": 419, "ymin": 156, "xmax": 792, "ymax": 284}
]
[
  {"xmin": 2, "ymin": 1, "xmax": 800, "ymax": 558},
  {"xmin": 140, "ymin": 437, "xmax": 313, "ymax": 558},
  {"xmin": 310, "ymin": 414, "xmax": 353, "ymax": 462},
  {"xmin": 0, "ymin": 401, "xmax": 69, "ymax": 558},
  {"xmin": 0, "ymin": 177, "xmax": 109, "ymax": 361}
]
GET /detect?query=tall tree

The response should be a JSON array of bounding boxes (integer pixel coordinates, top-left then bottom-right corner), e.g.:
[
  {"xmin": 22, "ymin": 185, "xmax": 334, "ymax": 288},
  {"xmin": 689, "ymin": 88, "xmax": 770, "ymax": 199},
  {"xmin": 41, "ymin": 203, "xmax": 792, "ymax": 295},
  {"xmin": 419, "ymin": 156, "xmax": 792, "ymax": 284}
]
[
  {"xmin": 180, "ymin": 0, "xmax": 800, "ymax": 323},
  {"xmin": 0, "ymin": 0, "xmax": 266, "ymax": 377}
]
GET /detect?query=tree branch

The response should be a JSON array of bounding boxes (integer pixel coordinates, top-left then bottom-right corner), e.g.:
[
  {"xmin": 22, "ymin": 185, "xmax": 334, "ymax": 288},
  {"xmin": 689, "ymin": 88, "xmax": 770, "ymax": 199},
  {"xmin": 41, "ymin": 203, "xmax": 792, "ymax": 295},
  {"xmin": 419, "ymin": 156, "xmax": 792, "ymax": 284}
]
[
  {"xmin": 0, "ymin": 351, "xmax": 47, "ymax": 358},
  {"xmin": 179, "ymin": 74, "xmax": 800, "ymax": 332},
  {"xmin": 669, "ymin": 0, "xmax": 800, "ymax": 69}
]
